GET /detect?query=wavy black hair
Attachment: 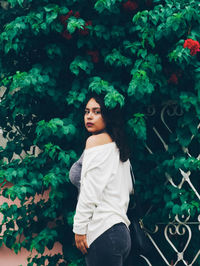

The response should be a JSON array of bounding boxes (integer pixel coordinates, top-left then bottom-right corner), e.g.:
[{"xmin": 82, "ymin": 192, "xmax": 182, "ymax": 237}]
[{"xmin": 85, "ymin": 92, "xmax": 130, "ymax": 162}]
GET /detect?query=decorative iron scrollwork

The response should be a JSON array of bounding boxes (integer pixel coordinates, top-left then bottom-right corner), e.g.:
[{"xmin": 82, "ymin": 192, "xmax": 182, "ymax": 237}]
[{"xmin": 140, "ymin": 101, "xmax": 200, "ymax": 265}]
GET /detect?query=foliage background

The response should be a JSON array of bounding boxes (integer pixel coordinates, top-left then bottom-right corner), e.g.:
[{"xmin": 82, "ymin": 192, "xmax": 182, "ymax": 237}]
[{"xmin": 0, "ymin": 0, "xmax": 200, "ymax": 265}]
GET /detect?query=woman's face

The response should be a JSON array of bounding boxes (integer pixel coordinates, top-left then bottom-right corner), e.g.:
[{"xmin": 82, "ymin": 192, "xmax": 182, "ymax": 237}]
[{"xmin": 84, "ymin": 98, "xmax": 106, "ymax": 134}]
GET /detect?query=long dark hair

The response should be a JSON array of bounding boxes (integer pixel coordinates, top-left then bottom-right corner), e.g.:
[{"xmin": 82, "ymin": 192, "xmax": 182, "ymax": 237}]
[{"xmin": 85, "ymin": 93, "xmax": 130, "ymax": 162}]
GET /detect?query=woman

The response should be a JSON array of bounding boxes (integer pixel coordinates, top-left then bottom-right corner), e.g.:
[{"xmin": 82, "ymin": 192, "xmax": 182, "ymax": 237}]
[{"xmin": 69, "ymin": 93, "xmax": 133, "ymax": 266}]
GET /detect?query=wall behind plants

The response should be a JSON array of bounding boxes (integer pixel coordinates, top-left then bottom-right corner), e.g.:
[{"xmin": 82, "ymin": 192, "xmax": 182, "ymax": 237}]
[{"xmin": 0, "ymin": 0, "xmax": 200, "ymax": 265}]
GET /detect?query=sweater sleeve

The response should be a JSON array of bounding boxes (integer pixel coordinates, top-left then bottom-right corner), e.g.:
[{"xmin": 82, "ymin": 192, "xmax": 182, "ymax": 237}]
[{"xmin": 73, "ymin": 144, "xmax": 117, "ymax": 235}]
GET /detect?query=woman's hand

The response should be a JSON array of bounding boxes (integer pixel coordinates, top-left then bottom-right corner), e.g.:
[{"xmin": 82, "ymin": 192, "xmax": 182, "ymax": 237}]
[{"xmin": 75, "ymin": 234, "xmax": 88, "ymax": 254}]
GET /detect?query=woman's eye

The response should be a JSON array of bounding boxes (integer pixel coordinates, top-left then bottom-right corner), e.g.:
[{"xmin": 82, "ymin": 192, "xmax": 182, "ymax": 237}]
[{"xmin": 85, "ymin": 110, "xmax": 101, "ymax": 114}]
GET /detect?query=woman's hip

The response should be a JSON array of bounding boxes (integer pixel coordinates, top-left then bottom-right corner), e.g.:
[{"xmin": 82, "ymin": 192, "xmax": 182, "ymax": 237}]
[{"xmin": 85, "ymin": 222, "xmax": 131, "ymax": 266}]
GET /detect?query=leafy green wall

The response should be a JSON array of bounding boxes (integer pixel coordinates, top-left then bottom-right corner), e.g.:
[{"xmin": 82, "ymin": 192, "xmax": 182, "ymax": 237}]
[{"xmin": 0, "ymin": 0, "xmax": 200, "ymax": 265}]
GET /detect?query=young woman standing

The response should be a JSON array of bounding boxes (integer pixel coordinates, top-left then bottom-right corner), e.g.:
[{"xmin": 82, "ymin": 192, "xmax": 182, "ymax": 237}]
[{"xmin": 69, "ymin": 94, "xmax": 133, "ymax": 266}]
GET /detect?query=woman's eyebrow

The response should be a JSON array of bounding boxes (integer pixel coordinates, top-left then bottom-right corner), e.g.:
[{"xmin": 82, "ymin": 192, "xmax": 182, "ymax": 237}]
[{"xmin": 85, "ymin": 107, "xmax": 101, "ymax": 110}]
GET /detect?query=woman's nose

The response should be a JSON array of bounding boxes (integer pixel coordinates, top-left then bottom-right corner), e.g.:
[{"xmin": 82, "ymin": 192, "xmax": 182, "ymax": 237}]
[{"xmin": 87, "ymin": 112, "xmax": 93, "ymax": 119}]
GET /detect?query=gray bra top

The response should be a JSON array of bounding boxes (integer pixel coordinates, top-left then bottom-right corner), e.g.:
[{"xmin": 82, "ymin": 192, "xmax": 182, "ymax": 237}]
[{"xmin": 69, "ymin": 153, "xmax": 84, "ymax": 192}]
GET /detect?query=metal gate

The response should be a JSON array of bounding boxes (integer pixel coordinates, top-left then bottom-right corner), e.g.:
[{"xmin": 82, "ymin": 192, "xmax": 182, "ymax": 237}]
[{"xmin": 138, "ymin": 101, "xmax": 200, "ymax": 266}]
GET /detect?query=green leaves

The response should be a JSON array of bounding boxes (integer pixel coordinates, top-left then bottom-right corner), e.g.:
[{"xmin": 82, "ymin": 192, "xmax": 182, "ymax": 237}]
[
  {"xmin": 104, "ymin": 91, "xmax": 124, "ymax": 108},
  {"xmin": 168, "ymin": 40, "xmax": 191, "ymax": 64},
  {"xmin": 67, "ymin": 17, "xmax": 85, "ymax": 34},
  {"xmin": 124, "ymin": 41, "xmax": 142, "ymax": 55},
  {"xmin": 132, "ymin": 10, "xmax": 149, "ymax": 29},
  {"xmin": 6, "ymin": 65, "xmax": 57, "ymax": 98},
  {"xmin": 45, "ymin": 5, "xmax": 59, "ymax": 24},
  {"xmin": 89, "ymin": 77, "xmax": 114, "ymax": 94},
  {"xmin": 179, "ymin": 92, "xmax": 198, "ymax": 111},
  {"xmin": 30, "ymin": 228, "xmax": 58, "ymax": 253},
  {"xmin": 35, "ymin": 118, "xmax": 76, "ymax": 143},
  {"xmin": 67, "ymin": 212, "xmax": 76, "ymax": 227},
  {"xmin": 70, "ymin": 56, "xmax": 94, "ymax": 76},
  {"xmin": 0, "ymin": 17, "xmax": 27, "ymax": 53},
  {"xmin": 164, "ymin": 185, "xmax": 200, "ymax": 217},
  {"xmin": 45, "ymin": 44, "xmax": 62, "ymax": 59},
  {"xmin": 167, "ymin": 12, "xmax": 185, "ymax": 32},
  {"xmin": 128, "ymin": 113, "xmax": 147, "ymax": 141},
  {"xmin": 0, "ymin": 4, "xmax": 64, "ymax": 53},
  {"xmin": 128, "ymin": 69, "xmax": 154, "ymax": 99},
  {"xmin": 7, "ymin": 0, "xmax": 32, "ymax": 8},
  {"xmin": 1, "ymin": 0, "xmax": 200, "ymax": 264},
  {"xmin": 127, "ymin": 53, "xmax": 162, "ymax": 99},
  {"xmin": 88, "ymin": 77, "xmax": 124, "ymax": 107},
  {"xmin": 93, "ymin": 24, "xmax": 110, "ymax": 40},
  {"xmin": 94, "ymin": 0, "xmax": 122, "ymax": 13},
  {"xmin": 105, "ymin": 49, "xmax": 132, "ymax": 67},
  {"xmin": 66, "ymin": 89, "xmax": 87, "ymax": 108},
  {"xmin": 4, "ymin": 168, "xmax": 17, "ymax": 182}
]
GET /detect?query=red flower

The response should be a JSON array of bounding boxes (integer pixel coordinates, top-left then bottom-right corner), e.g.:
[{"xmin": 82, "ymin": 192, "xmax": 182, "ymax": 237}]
[
  {"xmin": 74, "ymin": 11, "xmax": 80, "ymax": 18},
  {"xmin": 60, "ymin": 10, "xmax": 81, "ymax": 40},
  {"xmin": 123, "ymin": 1, "xmax": 138, "ymax": 11},
  {"xmin": 62, "ymin": 30, "xmax": 72, "ymax": 40},
  {"xmin": 59, "ymin": 10, "xmax": 73, "ymax": 27},
  {"xmin": 79, "ymin": 21, "xmax": 92, "ymax": 36},
  {"xmin": 183, "ymin": 39, "xmax": 200, "ymax": 56},
  {"xmin": 86, "ymin": 21, "xmax": 92, "ymax": 26},
  {"xmin": 68, "ymin": 10, "xmax": 73, "ymax": 17},
  {"xmin": 87, "ymin": 50, "xmax": 99, "ymax": 63},
  {"xmin": 59, "ymin": 15, "xmax": 68, "ymax": 27},
  {"xmin": 59, "ymin": 10, "xmax": 80, "ymax": 25},
  {"xmin": 168, "ymin": 74, "xmax": 178, "ymax": 85}
]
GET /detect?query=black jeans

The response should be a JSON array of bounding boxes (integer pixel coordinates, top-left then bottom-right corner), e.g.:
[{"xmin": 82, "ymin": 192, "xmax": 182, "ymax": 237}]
[{"xmin": 85, "ymin": 223, "xmax": 131, "ymax": 266}]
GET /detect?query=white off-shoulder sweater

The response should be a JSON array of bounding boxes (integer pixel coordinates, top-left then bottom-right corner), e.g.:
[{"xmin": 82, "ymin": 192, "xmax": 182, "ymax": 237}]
[{"xmin": 73, "ymin": 142, "xmax": 133, "ymax": 247}]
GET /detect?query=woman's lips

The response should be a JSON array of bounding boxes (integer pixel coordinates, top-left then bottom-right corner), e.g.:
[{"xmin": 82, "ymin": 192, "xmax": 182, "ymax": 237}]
[{"xmin": 87, "ymin": 122, "xmax": 94, "ymax": 126}]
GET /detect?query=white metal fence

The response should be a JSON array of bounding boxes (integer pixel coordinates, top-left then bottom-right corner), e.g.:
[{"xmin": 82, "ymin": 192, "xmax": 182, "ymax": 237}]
[{"xmin": 140, "ymin": 102, "xmax": 200, "ymax": 266}]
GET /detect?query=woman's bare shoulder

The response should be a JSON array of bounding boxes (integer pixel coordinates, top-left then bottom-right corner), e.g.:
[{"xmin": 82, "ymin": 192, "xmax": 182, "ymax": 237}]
[{"xmin": 85, "ymin": 133, "xmax": 113, "ymax": 149}]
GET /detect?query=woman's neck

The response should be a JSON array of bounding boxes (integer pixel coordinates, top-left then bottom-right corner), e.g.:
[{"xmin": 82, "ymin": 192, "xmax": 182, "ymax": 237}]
[{"xmin": 92, "ymin": 129, "xmax": 107, "ymax": 135}]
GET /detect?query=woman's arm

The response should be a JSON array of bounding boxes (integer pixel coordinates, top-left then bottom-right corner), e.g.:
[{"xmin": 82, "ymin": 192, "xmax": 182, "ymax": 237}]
[{"xmin": 73, "ymin": 135, "xmax": 115, "ymax": 252}]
